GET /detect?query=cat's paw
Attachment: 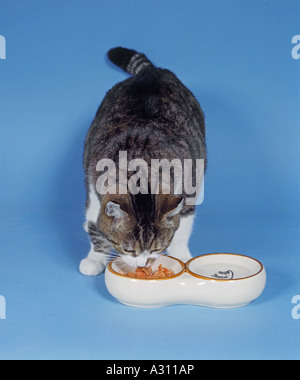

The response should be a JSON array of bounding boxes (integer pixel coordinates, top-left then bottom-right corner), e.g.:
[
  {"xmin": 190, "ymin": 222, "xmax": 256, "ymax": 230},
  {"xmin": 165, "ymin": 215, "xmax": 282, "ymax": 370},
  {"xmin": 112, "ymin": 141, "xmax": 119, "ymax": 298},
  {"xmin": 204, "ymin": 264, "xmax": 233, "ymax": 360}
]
[{"xmin": 79, "ymin": 258, "xmax": 106, "ymax": 276}]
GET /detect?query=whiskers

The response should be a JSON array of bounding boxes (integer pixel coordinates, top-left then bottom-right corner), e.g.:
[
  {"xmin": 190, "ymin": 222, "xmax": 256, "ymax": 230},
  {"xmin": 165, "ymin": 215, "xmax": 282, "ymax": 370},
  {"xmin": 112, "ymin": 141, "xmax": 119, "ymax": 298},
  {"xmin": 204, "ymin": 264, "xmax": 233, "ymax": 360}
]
[
  {"xmin": 109, "ymin": 250, "xmax": 122, "ymax": 261},
  {"xmin": 76, "ymin": 233, "xmax": 92, "ymax": 246},
  {"xmin": 108, "ymin": 250, "xmax": 131, "ymax": 269},
  {"xmin": 111, "ymin": 254, "xmax": 135, "ymax": 275}
]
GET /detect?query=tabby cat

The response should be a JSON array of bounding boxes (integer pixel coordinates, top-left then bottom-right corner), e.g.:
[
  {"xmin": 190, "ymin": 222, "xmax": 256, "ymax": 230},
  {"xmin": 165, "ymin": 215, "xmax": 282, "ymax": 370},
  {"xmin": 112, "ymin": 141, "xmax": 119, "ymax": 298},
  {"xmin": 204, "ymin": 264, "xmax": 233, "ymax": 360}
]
[{"xmin": 80, "ymin": 47, "xmax": 206, "ymax": 275}]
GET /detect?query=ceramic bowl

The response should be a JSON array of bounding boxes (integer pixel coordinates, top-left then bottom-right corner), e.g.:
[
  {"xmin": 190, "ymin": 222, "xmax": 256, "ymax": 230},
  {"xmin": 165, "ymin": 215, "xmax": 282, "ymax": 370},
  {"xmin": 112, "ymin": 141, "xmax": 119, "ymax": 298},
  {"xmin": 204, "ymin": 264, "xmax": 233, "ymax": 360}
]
[{"xmin": 105, "ymin": 253, "xmax": 266, "ymax": 308}]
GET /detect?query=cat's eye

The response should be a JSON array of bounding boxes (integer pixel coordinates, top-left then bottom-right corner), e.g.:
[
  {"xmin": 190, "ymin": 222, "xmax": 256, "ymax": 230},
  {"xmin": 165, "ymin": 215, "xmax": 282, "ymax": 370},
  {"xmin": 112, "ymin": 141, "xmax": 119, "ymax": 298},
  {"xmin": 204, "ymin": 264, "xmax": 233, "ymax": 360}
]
[
  {"xmin": 124, "ymin": 249, "xmax": 137, "ymax": 255},
  {"xmin": 151, "ymin": 249, "xmax": 162, "ymax": 254}
]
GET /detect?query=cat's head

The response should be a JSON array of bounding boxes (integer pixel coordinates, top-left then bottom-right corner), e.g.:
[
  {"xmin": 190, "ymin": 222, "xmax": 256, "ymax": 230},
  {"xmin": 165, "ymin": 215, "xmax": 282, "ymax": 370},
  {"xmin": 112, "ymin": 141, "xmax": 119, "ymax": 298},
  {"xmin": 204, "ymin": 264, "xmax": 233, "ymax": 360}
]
[{"xmin": 99, "ymin": 193, "xmax": 183, "ymax": 267}]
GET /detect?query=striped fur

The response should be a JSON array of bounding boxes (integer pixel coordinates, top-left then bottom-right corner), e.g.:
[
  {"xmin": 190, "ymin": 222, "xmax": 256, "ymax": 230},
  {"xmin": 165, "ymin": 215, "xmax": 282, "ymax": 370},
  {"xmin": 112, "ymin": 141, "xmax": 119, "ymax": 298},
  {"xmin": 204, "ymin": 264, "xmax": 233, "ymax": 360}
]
[
  {"xmin": 108, "ymin": 47, "xmax": 153, "ymax": 75},
  {"xmin": 80, "ymin": 47, "xmax": 207, "ymax": 275}
]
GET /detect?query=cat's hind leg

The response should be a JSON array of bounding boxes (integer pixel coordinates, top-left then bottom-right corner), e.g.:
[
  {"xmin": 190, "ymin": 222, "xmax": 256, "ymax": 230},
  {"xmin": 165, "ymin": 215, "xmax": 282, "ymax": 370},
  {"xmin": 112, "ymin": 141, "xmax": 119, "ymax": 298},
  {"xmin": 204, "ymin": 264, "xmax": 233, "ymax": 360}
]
[{"xmin": 167, "ymin": 213, "xmax": 195, "ymax": 263}]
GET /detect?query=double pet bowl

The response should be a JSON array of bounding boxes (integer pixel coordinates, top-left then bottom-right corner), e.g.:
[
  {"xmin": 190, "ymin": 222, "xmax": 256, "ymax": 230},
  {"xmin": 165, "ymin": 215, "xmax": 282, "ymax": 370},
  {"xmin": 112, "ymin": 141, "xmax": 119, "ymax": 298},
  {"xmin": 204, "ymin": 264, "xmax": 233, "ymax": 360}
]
[{"xmin": 105, "ymin": 253, "xmax": 266, "ymax": 308}]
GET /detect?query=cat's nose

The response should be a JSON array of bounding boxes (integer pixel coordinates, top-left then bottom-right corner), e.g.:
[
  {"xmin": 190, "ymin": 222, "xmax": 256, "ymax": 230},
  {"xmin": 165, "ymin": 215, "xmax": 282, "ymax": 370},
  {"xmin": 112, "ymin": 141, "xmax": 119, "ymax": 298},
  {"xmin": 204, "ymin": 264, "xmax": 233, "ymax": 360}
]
[
  {"xmin": 136, "ymin": 251, "xmax": 150, "ymax": 267},
  {"xmin": 146, "ymin": 257, "xmax": 156, "ymax": 266}
]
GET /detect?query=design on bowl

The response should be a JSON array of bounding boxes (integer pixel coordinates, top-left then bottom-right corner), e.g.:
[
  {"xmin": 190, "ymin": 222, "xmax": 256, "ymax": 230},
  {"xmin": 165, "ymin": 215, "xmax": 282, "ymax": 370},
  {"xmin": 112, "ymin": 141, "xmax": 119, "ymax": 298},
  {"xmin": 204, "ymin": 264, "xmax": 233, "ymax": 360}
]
[{"xmin": 211, "ymin": 270, "xmax": 234, "ymax": 279}]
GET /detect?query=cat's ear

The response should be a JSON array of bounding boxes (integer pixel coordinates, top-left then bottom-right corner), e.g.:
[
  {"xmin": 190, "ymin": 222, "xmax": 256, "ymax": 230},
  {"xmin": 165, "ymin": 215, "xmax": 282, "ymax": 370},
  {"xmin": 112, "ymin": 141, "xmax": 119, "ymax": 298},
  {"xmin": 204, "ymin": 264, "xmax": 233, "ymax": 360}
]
[
  {"xmin": 160, "ymin": 195, "xmax": 184, "ymax": 217},
  {"xmin": 105, "ymin": 201, "xmax": 127, "ymax": 218},
  {"xmin": 166, "ymin": 197, "xmax": 184, "ymax": 217}
]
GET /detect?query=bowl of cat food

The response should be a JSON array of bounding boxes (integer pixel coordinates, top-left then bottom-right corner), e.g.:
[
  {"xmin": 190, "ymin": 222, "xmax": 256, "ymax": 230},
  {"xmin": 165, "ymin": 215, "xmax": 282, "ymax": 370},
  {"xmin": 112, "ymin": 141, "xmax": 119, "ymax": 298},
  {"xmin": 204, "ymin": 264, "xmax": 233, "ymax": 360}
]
[
  {"xmin": 105, "ymin": 255, "xmax": 186, "ymax": 308},
  {"xmin": 105, "ymin": 253, "xmax": 266, "ymax": 308}
]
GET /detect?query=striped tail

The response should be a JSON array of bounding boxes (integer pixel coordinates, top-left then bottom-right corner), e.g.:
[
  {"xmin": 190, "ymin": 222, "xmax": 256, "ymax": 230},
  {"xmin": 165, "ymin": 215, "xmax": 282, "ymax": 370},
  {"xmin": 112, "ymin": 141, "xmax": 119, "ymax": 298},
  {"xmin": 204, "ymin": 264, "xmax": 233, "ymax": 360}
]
[{"xmin": 107, "ymin": 47, "xmax": 154, "ymax": 76}]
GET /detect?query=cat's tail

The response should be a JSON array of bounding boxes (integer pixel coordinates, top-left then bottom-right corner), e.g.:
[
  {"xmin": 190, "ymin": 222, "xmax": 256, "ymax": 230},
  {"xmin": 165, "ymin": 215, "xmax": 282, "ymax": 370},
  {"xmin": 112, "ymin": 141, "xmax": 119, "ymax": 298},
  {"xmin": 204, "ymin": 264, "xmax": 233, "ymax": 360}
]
[{"xmin": 108, "ymin": 47, "xmax": 154, "ymax": 76}]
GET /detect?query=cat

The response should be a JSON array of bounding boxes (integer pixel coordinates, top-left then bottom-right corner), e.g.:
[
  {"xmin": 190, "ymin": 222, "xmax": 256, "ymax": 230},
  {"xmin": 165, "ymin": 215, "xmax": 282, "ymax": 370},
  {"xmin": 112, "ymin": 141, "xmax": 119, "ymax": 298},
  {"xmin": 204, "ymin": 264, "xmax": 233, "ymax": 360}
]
[{"xmin": 80, "ymin": 47, "xmax": 207, "ymax": 276}]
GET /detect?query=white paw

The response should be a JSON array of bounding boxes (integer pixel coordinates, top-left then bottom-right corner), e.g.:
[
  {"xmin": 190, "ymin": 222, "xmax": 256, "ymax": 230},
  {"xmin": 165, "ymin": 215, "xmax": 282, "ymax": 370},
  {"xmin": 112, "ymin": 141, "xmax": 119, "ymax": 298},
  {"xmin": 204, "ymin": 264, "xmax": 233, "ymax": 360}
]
[{"xmin": 79, "ymin": 258, "xmax": 106, "ymax": 276}]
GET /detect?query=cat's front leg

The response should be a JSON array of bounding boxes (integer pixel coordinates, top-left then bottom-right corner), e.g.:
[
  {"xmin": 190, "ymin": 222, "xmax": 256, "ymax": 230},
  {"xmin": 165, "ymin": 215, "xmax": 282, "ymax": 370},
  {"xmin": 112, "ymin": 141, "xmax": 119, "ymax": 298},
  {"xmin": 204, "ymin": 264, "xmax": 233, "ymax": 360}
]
[
  {"xmin": 167, "ymin": 214, "xmax": 195, "ymax": 263},
  {"xmin": 80, "ymin": 247, "xmax": 109, "ymax": 276},
  {"xmin": 79, "ymin": 222, "xmax": 111, "ymax": 276}
]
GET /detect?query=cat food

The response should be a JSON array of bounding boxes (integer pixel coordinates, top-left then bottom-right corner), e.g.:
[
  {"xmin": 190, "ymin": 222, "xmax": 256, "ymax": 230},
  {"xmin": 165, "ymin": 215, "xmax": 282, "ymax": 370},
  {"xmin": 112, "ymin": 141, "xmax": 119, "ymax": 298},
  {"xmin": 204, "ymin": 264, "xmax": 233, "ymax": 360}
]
[{"xmin": 123, "ymin": 264, "xmax": 175, "ymax": 279}]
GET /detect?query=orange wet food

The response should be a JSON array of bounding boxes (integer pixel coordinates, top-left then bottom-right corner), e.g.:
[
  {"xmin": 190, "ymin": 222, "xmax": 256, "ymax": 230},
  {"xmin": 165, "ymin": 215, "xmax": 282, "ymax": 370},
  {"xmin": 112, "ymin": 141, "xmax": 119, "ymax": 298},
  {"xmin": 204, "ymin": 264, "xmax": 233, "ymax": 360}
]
[{"xmin": 125, "ymin": 264, "xmax": 175, "ymax": 279}]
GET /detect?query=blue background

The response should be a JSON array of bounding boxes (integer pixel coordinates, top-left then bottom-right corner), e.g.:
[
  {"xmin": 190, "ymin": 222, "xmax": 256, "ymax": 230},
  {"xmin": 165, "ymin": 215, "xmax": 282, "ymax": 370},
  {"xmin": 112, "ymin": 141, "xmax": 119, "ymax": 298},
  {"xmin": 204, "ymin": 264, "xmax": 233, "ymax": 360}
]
[{"xmin": 0, "ymin": 0, "xmax": 300, "ymax": 359}]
